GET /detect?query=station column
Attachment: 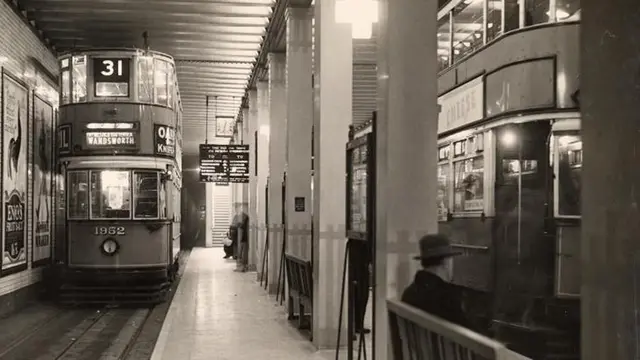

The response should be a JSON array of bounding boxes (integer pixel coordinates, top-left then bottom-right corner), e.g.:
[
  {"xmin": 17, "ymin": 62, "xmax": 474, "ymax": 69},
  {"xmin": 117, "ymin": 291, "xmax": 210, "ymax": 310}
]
[
  {"xmin": 256, "ymin": 81, "xmax": 270, "ymax": 281},
  {"xmin": 581, "ymin": 0, "xmax": 640, "ymax": 358},
  {"xmin": 267, "ymin": 53, "xmax": 287, "ymax": 294},
  {"xmin": 285, "ymin": 6, "xmax": 313, "ymax": 260},
  {"xmin": 312, "ymin": 0, "xmax": 352, "ymax": 348},
  {"xmin": 244, "ymin": 104, "xmax": 257, "ymax": 270},
  {"xmin": 374, "ymin": 0, "xmax": 438, "ymax": 358}
]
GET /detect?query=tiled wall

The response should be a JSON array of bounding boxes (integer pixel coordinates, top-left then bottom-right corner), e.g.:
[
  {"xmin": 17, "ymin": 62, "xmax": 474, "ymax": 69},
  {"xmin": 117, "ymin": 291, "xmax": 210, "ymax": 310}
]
[{"xmin": 0, "ymin": 0, "xmax": 58, "ymax": 297}]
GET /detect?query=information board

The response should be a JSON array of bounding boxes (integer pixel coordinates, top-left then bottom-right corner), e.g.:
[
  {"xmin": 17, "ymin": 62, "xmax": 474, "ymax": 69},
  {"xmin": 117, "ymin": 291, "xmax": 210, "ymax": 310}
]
[
  {"xmin": 199, "ymin": 144, "xmax": 250, "ymax": 183},
  {"xmin": 345, "ymin": 133, "xmax": 374, "ymax": 240}
]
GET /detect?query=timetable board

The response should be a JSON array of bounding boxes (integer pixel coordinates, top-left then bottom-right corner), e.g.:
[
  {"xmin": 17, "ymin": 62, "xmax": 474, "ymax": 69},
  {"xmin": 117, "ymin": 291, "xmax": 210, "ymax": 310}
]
[{"xmin": 199, "ymin": 144, "xmax": 249, "ymax": 183}]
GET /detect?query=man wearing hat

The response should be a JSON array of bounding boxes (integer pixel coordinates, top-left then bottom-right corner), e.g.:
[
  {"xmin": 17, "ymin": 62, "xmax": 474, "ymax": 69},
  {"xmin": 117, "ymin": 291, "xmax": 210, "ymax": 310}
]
[{"xmin": 401, "ymin": 233, "xmax": 473, "ymax": 328}]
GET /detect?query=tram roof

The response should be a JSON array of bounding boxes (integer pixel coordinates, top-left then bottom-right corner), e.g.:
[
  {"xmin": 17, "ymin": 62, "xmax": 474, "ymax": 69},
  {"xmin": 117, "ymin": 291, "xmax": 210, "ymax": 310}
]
[{"xmin": 57, "ymin": 48, "xmax": 175, "ymax": 62}]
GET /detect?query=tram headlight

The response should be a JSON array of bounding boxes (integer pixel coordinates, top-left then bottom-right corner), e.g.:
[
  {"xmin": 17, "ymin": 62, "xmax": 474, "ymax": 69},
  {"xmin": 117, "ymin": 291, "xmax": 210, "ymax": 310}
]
[{"xmin": 101, "ymin": 238, "xmax": 119, "ymax": 256}]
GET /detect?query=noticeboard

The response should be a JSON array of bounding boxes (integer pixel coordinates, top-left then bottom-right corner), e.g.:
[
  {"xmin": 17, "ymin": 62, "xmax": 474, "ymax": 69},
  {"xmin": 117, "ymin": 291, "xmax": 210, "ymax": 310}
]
[
  {"xmin": 199, "ymin": 144, "xmax": 250, "ymax": 183},
  {"xmin": 345, "ymin": 132, "xmax": 375, "ymax": 241}
]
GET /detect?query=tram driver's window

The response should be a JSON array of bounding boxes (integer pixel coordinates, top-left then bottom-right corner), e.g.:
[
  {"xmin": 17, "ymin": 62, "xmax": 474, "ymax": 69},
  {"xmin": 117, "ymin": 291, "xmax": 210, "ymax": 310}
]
[
  {"xmin": 68, "ymin": 171, "xmax": 89, "ymax": 219},
  {"xmin": 556, "ymin": 133, "xmax": 581, "ymax": 216},
  {"xmin": 72, "ymin": 55, "xmax": 87, "ymax": 102},
  {"xmin": 134, "ymin": 171, "xmax": 159, "ymax": 219},
  {"xmin": 90, "ymin": 170, "xmax": 131, "ymax": 219}
]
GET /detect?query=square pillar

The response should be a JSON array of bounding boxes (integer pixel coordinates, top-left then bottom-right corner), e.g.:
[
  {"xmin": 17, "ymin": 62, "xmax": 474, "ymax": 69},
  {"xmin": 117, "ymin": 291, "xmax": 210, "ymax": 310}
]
[
  {"xmin": 267, "ymin": 53, "xmax": 287, "ymax": 295},
  {"xmin": 312, "ymin": 0, "xmax": 352, "ymax": 348},
  {"xmin": 256, "ymin": 82, "xmax": 271, "ymax": 282},
  {"xmin": 205, "ymin": 182, "xmax": 214, "ymax": 248},
  {"xmin": 285, "ymin": 6, "xmax": 314, "ymax": 261},
  {"xmin": 374, "ymin": 0, "xmax": 439, "ymax": 358},
  {"xmin": 247, "ymin": 92, "xmax": 259, "ymax": 272}
]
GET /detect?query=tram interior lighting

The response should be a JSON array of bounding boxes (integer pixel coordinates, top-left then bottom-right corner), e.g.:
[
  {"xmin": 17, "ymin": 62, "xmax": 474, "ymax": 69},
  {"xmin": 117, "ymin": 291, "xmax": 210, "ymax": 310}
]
[
  {"xmin": 87, "ymin": 123, "xmax": 134, "ymax": 129},
  {"xmin": 548, "ymin": 9, "xmax": 570, "ymax": 20},
  {"xmin": 501, "ymin": 130, "xmax": 517, "ymax": 148},
  {"xmin": 101, "ymin": 171, "xmax": 129, "ymax": 209}
]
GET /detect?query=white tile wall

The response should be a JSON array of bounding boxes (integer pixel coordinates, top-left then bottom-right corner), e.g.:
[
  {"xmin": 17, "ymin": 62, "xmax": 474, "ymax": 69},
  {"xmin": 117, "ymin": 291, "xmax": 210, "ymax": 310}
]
[{"xmin": 0, "ymin": 0, "xmax": 58, "ymax": 297}]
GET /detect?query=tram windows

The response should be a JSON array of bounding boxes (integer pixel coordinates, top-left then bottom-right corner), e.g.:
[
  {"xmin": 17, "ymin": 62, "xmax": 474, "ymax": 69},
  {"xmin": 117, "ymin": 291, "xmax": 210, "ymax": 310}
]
[
  {"xmin": 90, "ymin": 170, "xmax": 131, "ymax": 219},
  {"xmin": 72, "ymin": 55, "xmax": 87, "ymax": 102},
  {"xmin": 437, "ymin": 164, "xmax": 451, "ymax": 221},
  {"xmin": 68, "ymin": 171, "xmax": 89, "ymax": 219},
  {"xmin": 95, "ymin": 82, "xmax": 129, "ymax": 98},
  {"xmin": 138, "ymin": 56, "xmax": 154, "ymax": 103},
  {"xmin": 61, "ymin": 70, "xmax": 70, "ymax": 105},
  {"xmin": 556, "ymin": 133, "xmax": 582, "ymax": 216},
  {"xmin": 133, "ymin": 171, "xmax": 159, "ymax": 219},
  {"xmin": 453, "ymin": 156, "xmax": 484, "ymax": 212},
  {"xmin": 155, "ymin": 59, "xmax": 169, "ymax": 106}
]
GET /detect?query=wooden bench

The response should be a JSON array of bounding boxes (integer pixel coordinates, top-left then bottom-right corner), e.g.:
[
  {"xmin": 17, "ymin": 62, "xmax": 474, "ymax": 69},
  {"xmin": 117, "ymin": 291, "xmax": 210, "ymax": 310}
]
[
  {"xmin": 387, "ymin": 299, "xmax": 530, "ymax": 360},
  {"xmin": 284, "ymin": 254, "xmax": 313, "ymax": 340}
]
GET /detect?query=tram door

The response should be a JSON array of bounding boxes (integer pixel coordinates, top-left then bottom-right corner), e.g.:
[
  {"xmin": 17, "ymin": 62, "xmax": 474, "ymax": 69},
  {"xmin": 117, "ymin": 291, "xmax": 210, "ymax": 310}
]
[{"xmin": 493, "ymin": 121, "xmax": 552, "ymax": 322}]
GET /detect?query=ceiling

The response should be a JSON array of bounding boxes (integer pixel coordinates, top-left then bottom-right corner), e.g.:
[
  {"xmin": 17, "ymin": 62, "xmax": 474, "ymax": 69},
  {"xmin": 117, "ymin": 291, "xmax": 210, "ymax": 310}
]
[{"xmin": 17, "ymin": 0, "xmax": 378, "ymax": 156}]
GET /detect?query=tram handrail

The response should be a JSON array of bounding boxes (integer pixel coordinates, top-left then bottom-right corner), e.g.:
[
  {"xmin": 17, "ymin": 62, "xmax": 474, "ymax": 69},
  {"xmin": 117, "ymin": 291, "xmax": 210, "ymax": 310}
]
[{"xmin": 387, "ymin": 299, "xmax": 530, "ymax": 360}]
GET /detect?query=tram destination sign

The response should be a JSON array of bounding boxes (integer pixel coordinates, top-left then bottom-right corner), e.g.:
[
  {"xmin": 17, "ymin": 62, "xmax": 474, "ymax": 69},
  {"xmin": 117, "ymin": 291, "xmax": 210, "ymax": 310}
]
[
  {"xmin": 86, "ymin": 131, "xmax": 136, "ymax": 147},
  {"xmin": 154, "ymin": 124, "xmax": 176, "ymax": 156},
  {"xmin": 199, "ymin": 144, "xmax": 249, "ymax": 183}
]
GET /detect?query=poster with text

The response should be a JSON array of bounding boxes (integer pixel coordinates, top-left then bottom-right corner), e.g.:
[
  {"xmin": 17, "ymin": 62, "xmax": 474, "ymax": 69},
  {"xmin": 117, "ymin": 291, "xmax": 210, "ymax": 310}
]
[
  {"xmin": 32, "ymin": 95, "xmax": 53, "ymax": 266},
  {"xmin": 2, "ymin": 72, "xmax": 28, "ymax": 274}
]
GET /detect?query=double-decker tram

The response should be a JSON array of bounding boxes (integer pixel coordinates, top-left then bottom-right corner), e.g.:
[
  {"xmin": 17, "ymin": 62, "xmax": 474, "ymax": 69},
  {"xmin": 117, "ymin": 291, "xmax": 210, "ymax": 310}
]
[{"xmin": 55, "ymin": 48, "xmax": 183, "ymax": 304}]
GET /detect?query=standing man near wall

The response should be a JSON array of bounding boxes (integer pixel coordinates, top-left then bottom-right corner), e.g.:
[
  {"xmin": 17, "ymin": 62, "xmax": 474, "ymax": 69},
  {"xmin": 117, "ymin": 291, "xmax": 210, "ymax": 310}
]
[{"xmin": 233, "ymin": 203, "xmax": 250, "ymax": 272}]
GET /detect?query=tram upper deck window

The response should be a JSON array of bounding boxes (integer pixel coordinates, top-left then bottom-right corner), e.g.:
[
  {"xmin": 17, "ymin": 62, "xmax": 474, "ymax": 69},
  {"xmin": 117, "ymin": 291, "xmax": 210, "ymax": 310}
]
[
  {"xmin": 133, "ymin": 171, "xmax": 159, "ymax": 219},
  {"xmin": 138, "ymin": 56, "xmax": 153, "ymax": 103},
  {"xmin": 60, "ymin": 58, "xmax": 70, "ymax": 105},
  {"xmin": 90, "ymin": 170, "xmax": 131, "ymax": 219},
  {"xmin": 72, "ymin": 55, "xmax": 87, "ymax": 102},
  {"xmin": 154, "ymin": 59, "xmax": 169, "ymax": 106},
  {"xmin": 68, "ymin": 170, "xmax": 89, "ymax": 219},
  {"xmin": 556, "ymin": 132, "xmax": 581, "ymax": 216},
  {"xmin": 438, "ymin": 15, "xmax": 451, "ymax": 72},
  {"xmin": 167, "ymin": 63, "xmax": 175, "ymax": 108},
  {"xmin": 93, "ymin": 58, "xmax": 131, "ymax": 98},
  {"xmin": 452, "ymin": 0, "xmax": 484, "ymax": 64}
]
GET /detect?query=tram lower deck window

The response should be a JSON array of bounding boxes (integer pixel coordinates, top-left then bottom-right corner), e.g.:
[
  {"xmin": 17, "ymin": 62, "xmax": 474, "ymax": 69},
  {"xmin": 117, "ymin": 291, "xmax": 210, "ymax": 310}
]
[{"xmin": 134, "ymin": 171, "xmax": 159, "ymax": 219}]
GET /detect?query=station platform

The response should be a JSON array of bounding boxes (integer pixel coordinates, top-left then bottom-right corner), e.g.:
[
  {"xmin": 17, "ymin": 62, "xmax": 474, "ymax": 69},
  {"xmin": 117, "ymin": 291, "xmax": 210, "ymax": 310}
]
[{"xmin": 150, "ymin": 247, "xmax": 347, "ymax": 360}]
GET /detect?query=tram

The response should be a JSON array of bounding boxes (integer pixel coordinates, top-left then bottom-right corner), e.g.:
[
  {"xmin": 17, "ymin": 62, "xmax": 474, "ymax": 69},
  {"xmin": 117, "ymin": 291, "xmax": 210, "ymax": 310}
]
[
  {"xmin": 354, "ymin": 109, "xmax": 581, "ymax": 356},
  {"xmin": 54, "ymin": 48, "xmax": 183, "ymax": 304}
]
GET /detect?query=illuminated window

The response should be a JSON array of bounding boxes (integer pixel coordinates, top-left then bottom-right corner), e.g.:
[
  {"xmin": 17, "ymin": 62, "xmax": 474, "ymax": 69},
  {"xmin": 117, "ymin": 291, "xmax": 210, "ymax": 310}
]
[
  {"xmin": 167, "ymin": 63, "xmax": 175, "ymax": 108},
  {"xmin": 138, "ymin": 56, "xmax": 154, "ymax": 102},
  {"xmin": 154, "ymin": 59, "xmax": 168, "ymax": 106},
  {"xmin": 452, "ymin": 135, "xmax": 484, "ymax": 212},
  {"xmin": 133, "ymin": 171, "xmax": 159, "ymax": 219},
  {"xmin": 452, "ymin": 0, "xmax": 484, "ymax": 63},
  {"xmin": 438, "ymin": 14, "xmax": 451, "ymax": 72},
  {"xmin": 68, "ymin": 171, "xmax": 89, "ymax": 219},
  {"xmin": 61, "ymin": 70, "xmax": 70, "ymax": 105},
  {"xmin": 72, "ymin": 55, "xmax": 87, "ymax": 102},
  {"xmin": 556, "ymin": 132, "xmax": 581, "ymax": 216},
  {"xmin": 437, "ymin": 163, "xmax": 450, "ymax": 221},
  {"xmin": 90, "ymin": 170, "xmax": 131, "ymax": 219}
]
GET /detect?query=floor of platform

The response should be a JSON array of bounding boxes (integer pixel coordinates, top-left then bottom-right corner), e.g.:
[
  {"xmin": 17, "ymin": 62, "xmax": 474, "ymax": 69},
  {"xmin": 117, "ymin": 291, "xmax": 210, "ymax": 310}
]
[{"xmin": 151, "ymin": 247, "xmax": 368, "ymax": 360}]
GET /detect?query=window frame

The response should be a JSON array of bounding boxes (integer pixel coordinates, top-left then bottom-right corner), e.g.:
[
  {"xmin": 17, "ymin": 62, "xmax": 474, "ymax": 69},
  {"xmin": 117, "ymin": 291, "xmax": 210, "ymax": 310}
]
[
  {"xmin": 553, "ymin": 130, "xmax": 582, "ymax": 219},
  {"xmin": 137, "ymin": 55, "xmax": 155, "ymax": 104},
  {"xmin": 71, "ymin": 55, "xmax": 88, "ymax": 103},
  {"xmin": 89, "ymin": 169, "xmax": 133, "ymax": 220},
  {"xmin": 153, "ymin": 58, "xmax": 170, "ymax": 107},
  {"xmin": 60, "ymin": 57, "xmax": 71, "ymax": 105},
  {"xmin": 92, "ymin": 56, "xmax": 133, "ymax": 100},
  {"xmin": 132, "ymin": 170, "xmax": 161, "ymax": 220},
  {"xmin": 451, "ymin": 135, "xmax": 486, "ymax": 214},
  {"xmin": 66, "ymin": 170, "xmax": 89, "ymax": 220}
]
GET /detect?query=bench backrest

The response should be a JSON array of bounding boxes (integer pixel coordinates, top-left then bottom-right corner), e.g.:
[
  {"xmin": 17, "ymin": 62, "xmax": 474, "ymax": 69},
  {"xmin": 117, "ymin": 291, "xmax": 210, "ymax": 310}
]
[
  {"xmin": 284, "ymin": 254, "xmax": 313, "ymax": 298},
  {"xmin": 387, "ymin": 299, "xmax": 530, "ymax": 360}
]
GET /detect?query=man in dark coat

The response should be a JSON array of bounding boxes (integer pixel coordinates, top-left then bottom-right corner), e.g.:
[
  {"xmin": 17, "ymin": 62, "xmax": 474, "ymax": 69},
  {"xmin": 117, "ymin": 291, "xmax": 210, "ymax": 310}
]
[{"xmin": 401, "ymin": 233, "xmax": 473, "ymax": 329}]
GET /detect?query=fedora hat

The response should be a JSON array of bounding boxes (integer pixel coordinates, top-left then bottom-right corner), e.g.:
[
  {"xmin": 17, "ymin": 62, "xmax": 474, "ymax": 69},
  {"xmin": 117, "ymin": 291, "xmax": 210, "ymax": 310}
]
[{"xmin": 414, "ymin": 233, "xmax": 462, "ymax": 260}]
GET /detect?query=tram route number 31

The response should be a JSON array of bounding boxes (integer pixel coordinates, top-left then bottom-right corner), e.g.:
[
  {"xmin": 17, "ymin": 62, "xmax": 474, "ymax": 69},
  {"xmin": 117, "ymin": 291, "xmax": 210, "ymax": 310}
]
[
  {"xmin": 94, "ymin": 58, "xmax": 130, "ymax": 82},
  {"xmin": 93, "ymin": 226, "xmax": 126, "ymax": 236}
]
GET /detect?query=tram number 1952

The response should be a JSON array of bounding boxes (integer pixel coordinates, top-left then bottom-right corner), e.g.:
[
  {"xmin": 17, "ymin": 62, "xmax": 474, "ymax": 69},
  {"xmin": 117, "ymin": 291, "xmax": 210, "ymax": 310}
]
[{"xmin": 93, "ymin": 226, "xmax": 126, "ymax": 236}]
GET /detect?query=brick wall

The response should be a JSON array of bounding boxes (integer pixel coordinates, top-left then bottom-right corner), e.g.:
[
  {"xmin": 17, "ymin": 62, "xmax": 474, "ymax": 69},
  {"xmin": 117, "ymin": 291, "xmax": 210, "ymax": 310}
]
[{"xmin": 0, "ymin": 0, "xmax": 58, "ymax": 297}]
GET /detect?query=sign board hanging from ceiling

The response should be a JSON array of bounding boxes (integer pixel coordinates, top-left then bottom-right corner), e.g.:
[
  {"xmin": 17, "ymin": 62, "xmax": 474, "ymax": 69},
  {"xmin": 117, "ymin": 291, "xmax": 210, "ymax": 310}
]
[{"xmin": 199, "ymin": 144, "xmax": 249, "ymax": 183}]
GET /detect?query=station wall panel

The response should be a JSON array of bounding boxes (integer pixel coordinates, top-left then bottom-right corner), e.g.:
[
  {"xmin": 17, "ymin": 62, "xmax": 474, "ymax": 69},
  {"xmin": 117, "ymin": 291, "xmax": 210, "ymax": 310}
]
[{"xmin": 0, "ymin": 0, "xmax": 58, "ymax": 300}]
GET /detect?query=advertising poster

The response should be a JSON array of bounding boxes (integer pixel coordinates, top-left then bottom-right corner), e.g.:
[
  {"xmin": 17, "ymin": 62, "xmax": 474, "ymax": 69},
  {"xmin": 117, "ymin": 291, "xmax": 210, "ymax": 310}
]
[
  {"xmin": 2, "ymin": 72, "xmax": 28, "ymax": 274},
  {"xmin": 32, "ymin": 95, "xmax": 53, "ymax": 266}
]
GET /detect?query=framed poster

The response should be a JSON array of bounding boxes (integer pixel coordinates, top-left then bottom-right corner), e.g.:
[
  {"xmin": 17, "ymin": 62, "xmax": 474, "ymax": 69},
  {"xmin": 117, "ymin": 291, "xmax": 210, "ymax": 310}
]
[
  {"xmin": 2, "ymin": 70, "xmax": 28, "ymax": 276},
  {"xmin": 32, "ymin": 93, "xmax": 54, "ymax": 267}
]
